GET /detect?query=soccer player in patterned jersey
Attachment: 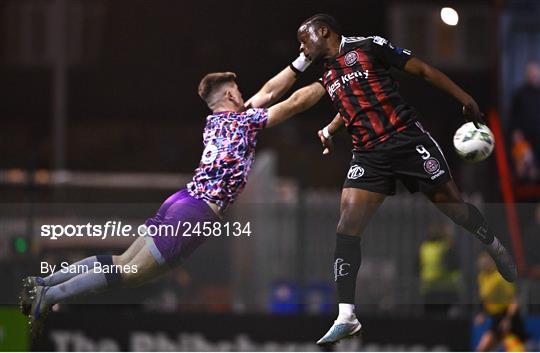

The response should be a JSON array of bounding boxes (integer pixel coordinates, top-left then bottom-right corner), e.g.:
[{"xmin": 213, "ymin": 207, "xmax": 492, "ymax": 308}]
[
  {"xmin": 19, "ymin": 54, "xmax": 323, "ymax": 336},
  {"xmin": 251, "ymin": 14, "xmax": 518, "ymax": 345}
]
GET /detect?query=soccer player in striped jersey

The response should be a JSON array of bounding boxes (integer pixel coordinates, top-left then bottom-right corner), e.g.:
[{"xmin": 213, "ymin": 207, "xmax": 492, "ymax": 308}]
[
  {"xmin": 252, "ymin": 14, "xmax": 517, "ymax": 346},
  {"xmin": 20, "ymin": 54, "xmax": 323, "ymax": 336}
]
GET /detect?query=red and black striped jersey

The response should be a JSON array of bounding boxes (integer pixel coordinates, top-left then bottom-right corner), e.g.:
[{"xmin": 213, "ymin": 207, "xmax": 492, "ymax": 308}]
[{"xmin": 320, "ymin": 35, "xmax": 417, "ymax": 151}]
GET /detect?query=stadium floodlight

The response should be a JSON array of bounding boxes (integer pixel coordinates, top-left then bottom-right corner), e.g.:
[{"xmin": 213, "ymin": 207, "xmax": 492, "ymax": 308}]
[{"xmin": 440, "ymin": 7, "xmax": 459, "ymax": 26}]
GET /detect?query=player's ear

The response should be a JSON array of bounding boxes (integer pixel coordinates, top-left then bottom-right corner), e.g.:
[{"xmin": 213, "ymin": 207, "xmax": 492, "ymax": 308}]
[
  {"xmin": 225, "ymin": 90, "xmax": 239, "ymax": 105},
  {"xmin": 320, "ymin": 26, "xmax": 329, "ymax": 38}
]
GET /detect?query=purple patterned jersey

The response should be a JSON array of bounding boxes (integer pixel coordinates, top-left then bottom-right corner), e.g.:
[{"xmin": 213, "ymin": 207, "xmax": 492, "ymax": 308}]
[{"xmin": 187, "ymin": 108, "xmax": 268, "ymax": 209}]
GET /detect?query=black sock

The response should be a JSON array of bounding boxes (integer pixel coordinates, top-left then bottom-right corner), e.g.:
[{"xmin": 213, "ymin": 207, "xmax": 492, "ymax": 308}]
[
  {"xmin": 334, "ymin": 233, "xmax": 362, "ymax": 304},
  {"xmin": 96, "ymin": 255, "xmax": 123, "ymax": 287},
  {"xmin": 459, "ymin": 203, "xmax": 494, "ymax": 244}
]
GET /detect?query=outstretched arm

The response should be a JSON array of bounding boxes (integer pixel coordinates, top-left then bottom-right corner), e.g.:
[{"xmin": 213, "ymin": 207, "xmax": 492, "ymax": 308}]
[
  {"xmin": 317, "ymin": 113, "xmax": 345, "ymax": 155},
  {"xmin": 266, "ymin": 82, "xmax": 325, "ymax": 128},
  {"xmin": 404, "ymin": 57, "xmax": 484, "ymax": 126},
  {"xmin": 246, "ymin": 54, "xmax": 311, "ymax": 109}
]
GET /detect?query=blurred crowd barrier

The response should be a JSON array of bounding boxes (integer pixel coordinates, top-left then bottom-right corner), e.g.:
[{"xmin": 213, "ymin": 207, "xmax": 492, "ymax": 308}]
[{"xmin": 1, "ymin": 152, "xmax": 539, "ymax": 318}]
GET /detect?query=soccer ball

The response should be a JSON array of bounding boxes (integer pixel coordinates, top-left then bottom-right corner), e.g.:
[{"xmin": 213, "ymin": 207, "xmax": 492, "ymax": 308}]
[{"xmin": 453, "ymin": 122, "xmax": 495, "ymax": 162}]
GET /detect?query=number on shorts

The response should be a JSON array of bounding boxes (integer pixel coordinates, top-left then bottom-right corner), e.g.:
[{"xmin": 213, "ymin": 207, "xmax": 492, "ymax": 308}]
[{"xmin": 415, "ymin": 145, "xmax": 431, "ymax": 160}]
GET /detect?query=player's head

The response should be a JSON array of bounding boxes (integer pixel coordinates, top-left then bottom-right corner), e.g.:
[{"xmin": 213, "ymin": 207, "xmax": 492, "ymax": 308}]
[
  {"xmin": 198, "ymin": 72, "xmax": 244, "ymax": 112},
  {"xmin": 297, "ymin": 14, "xmax": 342, "ymax": 62}
]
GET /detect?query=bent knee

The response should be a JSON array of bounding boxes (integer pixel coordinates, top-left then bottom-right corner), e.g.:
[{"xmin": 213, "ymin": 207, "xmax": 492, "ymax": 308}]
[
  {"xmin": 113, "ymin": 254, "xmax": 128, "ymax": 266},
  {"xmin": 337, "ymin": 213, "xmax": 364, "ymax": 236}
]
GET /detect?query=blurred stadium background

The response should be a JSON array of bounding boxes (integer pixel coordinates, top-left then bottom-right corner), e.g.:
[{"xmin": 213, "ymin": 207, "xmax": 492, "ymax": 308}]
[{"xmin": 1, "ymin": 0, "xmax": 540, "ymax": 351}]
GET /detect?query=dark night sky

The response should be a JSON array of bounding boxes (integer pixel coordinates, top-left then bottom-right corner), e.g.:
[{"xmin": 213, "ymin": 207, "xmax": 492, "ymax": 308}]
[{"xmin": 1, "ymin": 0, "xmax": 496, "ymax": 190}]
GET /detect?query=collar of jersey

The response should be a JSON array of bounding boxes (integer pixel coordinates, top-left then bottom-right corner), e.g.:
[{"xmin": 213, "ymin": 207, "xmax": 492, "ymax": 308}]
[{"xmin": 338, "ymin": 35, "xmax": 346, "ymax": 53}]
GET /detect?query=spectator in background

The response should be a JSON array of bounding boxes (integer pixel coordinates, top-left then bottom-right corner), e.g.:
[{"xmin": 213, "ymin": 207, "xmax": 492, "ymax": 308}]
[
  {"xmin": 511, "ymin": 130, "xmax": 538, "ymax": 182},
  {"xmin": 475, "ymin": 252, "xmax": 527, "ymax": 352},
  {"xmin": 511, "ymin": 62, "xmax": 540, "ymax": 167},
  {"xmin": 419, "ymin": 223, "xmax": 462, "ymax": 316}
]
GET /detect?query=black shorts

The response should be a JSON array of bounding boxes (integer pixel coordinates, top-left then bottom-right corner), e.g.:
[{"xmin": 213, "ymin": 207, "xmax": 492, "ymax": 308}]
[{"xmin": 343, "ymin": 122, "xmax": 452, "ymax": 195}]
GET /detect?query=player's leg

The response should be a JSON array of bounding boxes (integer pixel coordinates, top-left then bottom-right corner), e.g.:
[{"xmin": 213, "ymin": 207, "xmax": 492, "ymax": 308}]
[
  {"xmin": 393, "ymin": 124, "xmax": 517, "ymax": 282},
  {"xmin": 317, "ymin": 187, "xmax": 386, "ymax": 345},
  {"xmin": 19, "ymin": 236, "xmax": 146, "ymax": 317},
  {"xmin": 27, "ymin": 240, "xmax": 165, "ymax": 337},
  {"xmin": 39, "ymin": 237, "xmax": 146, "ymax": 287},
  {"xmin": 119, "ymin": 240, "xmax": 168, "ymax": 287},
  {"xmin": 334, "ymin": 187, "xmax": 386, "ymax": 305},
  {"xmin": 38, "ymin": 239, "xmax": 163, "ymax": 305},
  {"xmin": 21, "ymin": 190, "xmax": 183, "ymax": 306},
  {"xmin": 25, "ymin": 189, "xmax": 191, "ymax": 336},
  {"xmin": 30, "ymin": 224, "xmax": 176, "ymax": 309},
  {"xmin": 29, "ymin": 189, "xmax": 217, "ymax": 318},
  {"xmin": 114, "ymin": 236, "xmax": 147, "ymax": 266},
  {"xmin": 424, "ymin": 180, "xmax": 517, "ymax": 282}
]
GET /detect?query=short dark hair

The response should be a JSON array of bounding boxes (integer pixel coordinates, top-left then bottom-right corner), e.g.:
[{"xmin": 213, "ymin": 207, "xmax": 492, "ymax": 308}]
[
  {"xmin": 301, "ymin": 14, "xmax": 342, "ymax": 36},
  {"xmin": 198, "ymin": 72, "xmax": 237, "ymax": 103}
]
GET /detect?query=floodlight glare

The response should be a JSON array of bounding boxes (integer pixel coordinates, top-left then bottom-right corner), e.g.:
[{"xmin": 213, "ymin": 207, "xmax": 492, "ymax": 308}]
[{"xmin": 440, "ymin": 7, "xmax": 459, "ymax": 26}]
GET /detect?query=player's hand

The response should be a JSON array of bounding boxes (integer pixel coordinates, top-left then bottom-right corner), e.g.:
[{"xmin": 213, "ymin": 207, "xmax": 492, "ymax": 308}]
[
  {"xmin": 462, "ymin": 99, "xmax": 485, "ymax": 128},
  {"xmin": 318, "ymin": 130, "xmax": 334, "ymax": 155}
]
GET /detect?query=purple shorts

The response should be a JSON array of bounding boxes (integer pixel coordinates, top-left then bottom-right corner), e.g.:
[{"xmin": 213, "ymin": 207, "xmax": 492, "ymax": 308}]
[{"xmin": 144, "ymin": 189, "xmax": 219, "ymax": 265}]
